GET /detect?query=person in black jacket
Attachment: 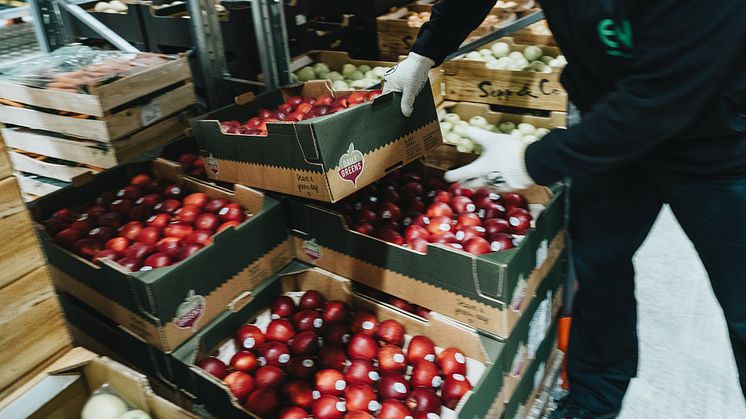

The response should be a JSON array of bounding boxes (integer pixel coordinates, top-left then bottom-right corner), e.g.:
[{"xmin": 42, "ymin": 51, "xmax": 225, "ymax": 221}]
[{"xmin": 383, "ymin": 1, "xmax": 746, "ymax": 417}]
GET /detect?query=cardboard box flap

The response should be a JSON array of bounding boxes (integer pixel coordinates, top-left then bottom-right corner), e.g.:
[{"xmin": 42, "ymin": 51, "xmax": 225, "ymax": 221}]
[{"xmin": 293, "ymin": 123, "xmax": 322, "ymax": 163}]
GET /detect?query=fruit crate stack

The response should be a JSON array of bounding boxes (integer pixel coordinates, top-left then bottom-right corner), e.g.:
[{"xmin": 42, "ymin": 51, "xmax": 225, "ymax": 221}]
[
  {"xmin": 0, "ymin": 46, "xmax": 198, "ymax": 200},
  {"xmin": 0, "ymin": 134, "xmax": 72, "ymax": 401}
]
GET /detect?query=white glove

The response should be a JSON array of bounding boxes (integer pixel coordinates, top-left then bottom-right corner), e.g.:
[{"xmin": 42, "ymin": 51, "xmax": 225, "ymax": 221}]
[
  {"xmin": 444, "ymin": 127, "xmax": 534, "ymax": 192},
  {"xmin": 382, "ymin": 52, "xmax": 435, "ymax": 117}
]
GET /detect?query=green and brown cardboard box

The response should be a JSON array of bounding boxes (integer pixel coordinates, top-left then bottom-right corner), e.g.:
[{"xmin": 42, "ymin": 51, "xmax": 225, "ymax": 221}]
[
  {"xmin": 190, "ymin": 80, "xmax": 442, "ymax": 203},
  {"xmin": 31, "ymin": 158, "xmax": 294, "ymax": 353},
  {"xmin": 285, "ymin": 179, "xmax": 566, "ymax": 339},
  {"xmin": 171, "ymin": 261, "xmax": 508, "ymax": 419}
]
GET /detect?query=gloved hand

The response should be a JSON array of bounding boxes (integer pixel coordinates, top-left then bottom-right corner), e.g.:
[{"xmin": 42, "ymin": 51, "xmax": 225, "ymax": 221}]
[
  {"xmin": 444, "ymin": 127, "xmax": 534, "ymax": 192},
  {"xmin": 382, "ymin": 52, "xmax": 435, "ymax": 117}
]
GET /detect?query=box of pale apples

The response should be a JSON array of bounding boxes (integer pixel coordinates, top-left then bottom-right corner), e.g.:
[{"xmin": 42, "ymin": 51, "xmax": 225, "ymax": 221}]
[
  {"xmin": 189, "ymin": 80, "xmax": 442, "ymax": 203},
  {"xmin": 30, "ymin": 158, "xmax": 294, "ymax": 352}
]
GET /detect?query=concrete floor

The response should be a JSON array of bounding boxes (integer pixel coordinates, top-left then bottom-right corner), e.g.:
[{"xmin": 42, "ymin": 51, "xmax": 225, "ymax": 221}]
[{"xmin": 619, "ymin": 206, "xmax": 746, "ymax": 418}]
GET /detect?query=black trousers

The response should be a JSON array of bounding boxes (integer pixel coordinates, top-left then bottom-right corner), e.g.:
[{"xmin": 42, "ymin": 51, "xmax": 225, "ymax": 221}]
[{"xmin": 567, "ymin": 168, "xmax": 746, "ymax": 414}]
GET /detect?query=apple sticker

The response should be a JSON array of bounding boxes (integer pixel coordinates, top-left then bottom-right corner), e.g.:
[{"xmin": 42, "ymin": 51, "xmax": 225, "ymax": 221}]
[
  {"xmin": 338, "ymin": 143, "xmax": 364, "ymax": 187},
  {"xmin": 174, "ymin": 290, "xmax": 206, "ymax": 330},
  {"xmin": 302, "ymin": 239, "xmax": 322, "ymax": 262}
]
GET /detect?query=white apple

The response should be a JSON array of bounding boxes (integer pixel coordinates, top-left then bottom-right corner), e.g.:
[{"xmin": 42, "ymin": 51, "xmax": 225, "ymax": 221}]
[
  {"xmin": 469, "ymin": 116, "xmax": 489, "ymax": 128},
  {"xmin": 518, "ymin": 123, "xmax": 536, "ymax": 135},
  {"xmin": 373, "ymin": 66, "xmax": 388, "ymax": 78},
  {"xmin": 444, "ymin": 132, "xmax": 462, "ymax": 145},
  {"xmin": 358, "ymin": 64, "xmax": 372, "ymax": 73},
  {"xmin": 522, "ymin": 134, "xmax": 538, "ymax": 144},
  {"xmin": 453, "ymin": 122, "xmax": 471, "ymax": 137},
  {"xmin": 444, "ymin": 113, "xmax": 461, "ymax": 124},
  {"xmin": 534, "ymin": 128, "xmax": 550, "ymax": 139},
  {"xmin": 82, "ymin": 394, "xmax": 127, "ymax": 419},
  {"xmin": 466, "ymin": 51, "xmax": 483, "ymax": 60},
  {"xmin": 523, "ymin": 46, "xmax": 543, "ymax": 61},
  {"xmin": 484, "ymin": 124, "xmax": 497, "ymax": 132},
  {"xmin": 440, "ymin": 121, "xmax": 454, "ymax": 132},
  {"xmin": 479, "ymin": 48, "xmax": 493, "ymax": 56},
  {"xmin": 499, "ymin": 121, "xmax": 516, "ymax": 133},
  {"xmin": 490, "ymin": 42, "xmax": 510, "ymax": 57},
  {"xmin": 313, "ymin": 63, "xmax": 330, "ymax": 75},
  {"xmin": 509, "ymin": 129, "xmax": 524, "ymax": 139},
  {"xmin": 456, "ymin": 138, "xmax": 475, "ymax": 153}
]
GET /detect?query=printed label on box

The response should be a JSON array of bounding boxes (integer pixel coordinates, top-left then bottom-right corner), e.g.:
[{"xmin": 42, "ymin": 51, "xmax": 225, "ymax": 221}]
[
  {"xmin": 140, "ymin": 101, "xmax": 163, "ymax": 127},
  {"xmin": 206, "ymin": 154, "xmax": 219, "ymax": 175},
  {"xmin": 528, "ymin": 293, "xmax": 550, "ymax": 358},
  {"xmin": 536, "ymin": 239, "xmax": 549, "ymax": 269},
  {"xmin": 510, "ymin": 275, "xmax": 529, "ymax": 312},
  {"xmin": 338, "ymin": 143, "xmax": 364, "ymax": 187},
  {"xmin": 510, "ymin": 345, "xmax": 528, "ymax": 378},
  {"xmin": 302, "ymin": 239, "xmax": 322, "ymax": 262},
  {"xmin": 174, "ymin": 290, "xmax": 206, "ymax": 330},
  {"xmin": 534, "ymin": 361, "xmax": 546, "ymax": 390}
]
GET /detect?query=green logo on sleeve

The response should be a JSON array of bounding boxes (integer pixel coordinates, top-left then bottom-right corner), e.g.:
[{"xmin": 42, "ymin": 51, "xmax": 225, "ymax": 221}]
[{"xmin": 598, "ymin": 18, "xmax": 633, "ymax": 58}]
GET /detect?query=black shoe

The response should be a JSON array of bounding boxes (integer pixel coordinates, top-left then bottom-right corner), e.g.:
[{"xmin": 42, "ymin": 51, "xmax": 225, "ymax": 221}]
[{"xmin": 549, "ymin": 396, "xmax": 619, "ymax": 419}]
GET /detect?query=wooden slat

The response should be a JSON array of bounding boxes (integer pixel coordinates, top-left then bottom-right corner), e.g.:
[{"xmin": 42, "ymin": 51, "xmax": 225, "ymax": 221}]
[
  {"xmin": 0, "ymin": 176, "xmax": 26, "ymax": 218},
  {"xmin": 15, "ymin": 173, "xmax": 67, "ymax": 199},
  {"xmin": 0, "ymin": 209, "xmax": 45, "ymax": 289},
  {"xmin": 8, "ymin": 152, "xmax": 98, "ymax": 184},
  {"xmin": 0, "ymin": 82, "xmax": 196, "ymax": 143},
  {"xmin": 2, "ymin": 128, "xmax": 119, "ymax": 169},
  {"xmin": 0, "ymin": 56, "xmax": 190, "ymax": 117},
  {"xmin": 0, "ymin": 267, "xmax": 71, "ymax": 393},
  {"xmin": 111, "ymin": 108, "xmax": 194, "ymax": 162},
  {"xmin": 0, "ymin": 137, "xmax": 11, "ymax": 180}
]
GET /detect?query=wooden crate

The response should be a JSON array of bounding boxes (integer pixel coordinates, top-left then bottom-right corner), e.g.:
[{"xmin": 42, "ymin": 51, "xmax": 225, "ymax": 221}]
[
  {"xmin": 0, "ymin": 82, "xmax": 196, "ymax": 143},
  {"xmin": 0, "ymin": 266, "xmax": 70, "ymax": 396},
  {"xmin": 0, "ymin": 55, "xmax": 190, "ymax": 117},
  {"xmin": 424, "ymin": 102, "xmax": 566, "ymax": 170},
  {"xmin": 0, "ymin": 136, "xmax": 11, "ymax": 180},
  {"xmin": 376, "ymin": 3, "xmax": 514, "ymax": 56},
  {"xmin": 2, "ymin": 108, "xmax": 195, "ymax": 170},
  {"xmin": 511, "ymin": 20, "xmax": 558, "ymax": 46},
  {"xmin": 8, "ymin": 151, "xmax": 100, "ymax": 185},
  {"xmin": 443, "ymin": 39, "xmax": 567, "ymax": 112},
  {"xmin": 291, "ymin": 50, "xmax": 396, "ymax": 73}
]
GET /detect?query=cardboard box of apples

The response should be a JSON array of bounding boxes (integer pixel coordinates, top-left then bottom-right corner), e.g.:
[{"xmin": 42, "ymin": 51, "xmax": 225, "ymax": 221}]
[
  {"xmin": 30, "ymin": 158, "xmax": 294, "ymax": 352},
  {"xmin": 190, "ymin": 80, "xmax": 442, "ymax": 203},
  {"xmin": 171, "ymin": 261, "xmax": 509, "ymax": 419},
  {"xmin": 284, "ymin": 163, "xmax": 566, "ymax": 339},
  {"xmin": 425, "ymin": 101, "xmax": 566, "ymax": 170}
]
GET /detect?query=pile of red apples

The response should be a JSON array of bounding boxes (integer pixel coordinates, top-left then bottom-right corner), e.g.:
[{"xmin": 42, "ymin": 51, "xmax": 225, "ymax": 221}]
[
  {"xmin": 43, "ymin": 173, "xmax": 249, "ymax": 272},
  {"xmin": 219, "ymin": 90, "xmax": 382, "ymax": 136},
  {"xmin": 337, "ymin": 170, "xmax": 533, "ymax": 255},
  {"xmin": 197, "ymin": 290, "xmax": 474, "ymax": 418}
]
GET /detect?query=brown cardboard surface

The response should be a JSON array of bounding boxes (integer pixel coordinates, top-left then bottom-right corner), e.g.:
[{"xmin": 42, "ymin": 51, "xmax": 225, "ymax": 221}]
[
  {"xmin": 52, "ymin": 238, "xmax": 294, "ymax": 352},
  {"xmin": 0, "ymin": 266, "xmax": 71, "ymax": 395}
]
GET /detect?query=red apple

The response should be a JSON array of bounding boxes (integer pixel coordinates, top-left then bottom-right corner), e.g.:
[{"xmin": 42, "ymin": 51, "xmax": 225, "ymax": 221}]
[
  {"xmin": 204, "ymin": 197, "xmax": 229, "ymax": 213},
  {"xmin": 124, "ymin": 242, "xmax": 156, "ymax": 261},
  {"xmin": 345, "ymin": 359, "xmax": 380, "ymax": 386},
  {"xmin": 378, "ymin": 319, "xmax": 405, "ymax": 347},
  {"xmin": 455, "ymin": 225, "xmax": 487, "ymax": 243},
  {"xmin": 407, "ymin": 336, "xmax": 436, "ymax": 364},
  {"xmin": 457, "ymin": 213, "xmax": 482, "ymax": 227},
  {"xmin": 258, "ymin": 341, "xmax": 291, "ymax": 367},
  {"xmin": 376, "ymin": 229, "xmax": 405, "ymax": 245},
  {"xmin": 323, "ymin": 300, "xmax": 350, "ymax": 323},
  {"xmin": 400, "ymin": 182, "xmax": 424, "ymax": 199},
  {"xmin": 441, "ymin": 374, "xmax": 473, "ymax": 409},
  {"xmin": 484, "ymin": 218, "xmax": 511, "ymax": 237},
  {"xmin": 490, "ymin": 233, "xmax": 516, "ymax": 252},
  {"xmin": 405, "ymin": 225, "xmax": 431, "ymax": 243},
  {"xmin": 96, "ymin": 192, "xmax": 116, "ymax": 207},
  {"xmin": 244, "ymin": 388, "xmax": 279, "ymax": 417},
  {"xmin": 377, "ymin": 344, "xmax": 407, "ymax": 372},
  {"xmin": 316, "ymin": 368, "xmax": 347, "ymax": 396},
  {"xmin": 378, "ymin": 202, "xmax": 402, "ymax": 222},
  {"xmin": 437, "ymin": 348, "xmax": 467, "ymax": 377},
  {"xmin": 218, "ymin": 203, "xmax": 246, "ymax": 222},
  {"xmin": 344, "ymin": 411, "xmax": 373, "ymax": 419},
  {"xmin": 135, "ymin": 226, "xmax": 161, "ymax": 245},
  {"xmin": 73, "ymin": 238, "xmax": 103, "ymax": 259},
  {"xmin": 354, "ymin": 223, "xmax": 375, "ymax": 235},
  {"xmin": 406, "ymin": 388, "xmax": 442, "ymax": 416},
  {"xmin": 344, "ymin": 383, "xmax": 379, "ymax": 413},
  {"xmin": 115, "ymin": 257, "xmax": 141, "ymax": 271},
  {"xmin": 449, "ymin": 183, "xmax": 472, "ymax": 198},
  {"xmin": 147, "ymin": 213, "xmax": 171, "ymax": 229},
  {"xmin": 294, "ymin": 309, "xmax": 324, "ymax": 332},
  {"xmin": 255, "ymin": 365, "xmax": 285, "ymax": 389},
  {"xmin": 408, "ymin": 237, "xmax": 429, "ymax": 253},
  {"xmin": 88, "ymin": 226, "xmax": 115, "ymax": 243},
  {"xmin": 70, "ymin": 214, "xmax": 94, "ymax": 232},
  {"xmin": 351, "ymin": 310, "xmax": 378, "ymax": 336},
  {"xmin": 272, "ymin": 295, "xmax": 296, "ymax": 319},
  {"xmin": 287, "ymin": 96, "xmax": 304, "ymax": 107},
  {"xmin": 378, "ymin": 372, "xmax": 410, "ymax": 400},
  {"xmin": 175, "ymin": 243, "xmax": 202, "ymax": 261},
  {"xmin": 194, "ymin": 213, "xmax": 220, "ymax": 232},
  {"xmin": 507, "ymin": 207, "xmax": 533, "ymax": 235},
  {"xmin": 286, "ymin": 356, "xmax": 319, "ymax": 379},
  {"xmin": 451, "ymin": 196, "xmax": 476, "ymax": 215},
  {"xmin": 410, "ymin": 360, "xmax": 443, "ymax": 389},
  {"xmin": 130, "ymin": 173, "xmax": 152, "ymax": 186},
  {"xmin": 110, "ymin": 199, "xmax": 133, "ymax": 214},
  {"xmin": 86, "ymin": 205, "xmax": 107, "ymax": 220},
  {"xmin": 290, "ymin": 331, "xmax": 319, "ymax": 355},
  {"xmin": 186, "ymin": 229, "xmax": 213, "ymax": 246},
  {"xmin": 477, "ymin": 202, "xmax": 506, "ymax": 220},
  {"xmin": 281, "ymin": 406, "xmax": 310, "ymax": 419},
  {"xmin": 154, "ymin": 199, "xmax": 181, "ymax": 215},
  {"xmin": 378, "ymin": 400, "xmax": 413, "ymax": 419},
  {"xmin": 426, "ymin": 216, "xmax": 454, "ymax": 235},
  {"xmin": 319, "ymin": 345, "xmax": 348, "ymax": 371},
  {"xmin": 174, "ymin": 205, "xmax": 200, "ymax": 224},
  {"xmin": 403, "ymin": 213, "xmax": 430, "ymax": 228},
  {"xmin": 284, "ymin": 380, "xmax": 315, "ymax": 409},
  {"xmin": 216, "ymin": 221, "xmax": 241, "ymax": 233},
  {"xmin": 502, "ymin": 192, "xmax": 528, "ymax": 210},
  {"xmin": 348, "ymin": 332, "xmax": 378, "ymax": 361},
  {"xmin": 98, "ymin": 212, "xmax": 123, "ymax": 228},
  {"xmin": 429, "ymin": 231, "xmax": 459, "ymax": 245},
  {"xmin": 156, "ymin": 237, "xmax": 182, "ymax": 257},
  {"xmin": 117, "ymin": 185, "xmax": 145, "ymax": 200},
  {"xmin": 404, "ymin": 197, "xmax": 426, "ymax": 213},
  {"xmin": 312, "ymin": 395, "xmax": 347, "ymax": 419},
  {"xmin": 379, "ymin": 188, "xmax": 401, "ymax": 204},
  {"xmin": 224, "ymin": 371, "xmax": 255, "ymax": 401},
  {"xmin": 347, "ymin": 92, "xmax": 367, "ymax": 105},
  {"xmin": 119, "ymin": 221, "xmax": 143, "ymax": 241},
  {"xmin": 300, "ymin": 290, "xmax": 326, "ymax": 310},
  {"xmin": 92, "ymin": 249, "xmax": 119, "ymax": 264},
  {"xmin": 142, "ymin": 252, "xmax": 172, "ymax": 270},
  {"xmin": 230, "ymin": 350, "xmax": 259, "ymax": 373},
  {"xmin": 322, "ymin": 321, "xmax": 352, "ymax": 347},
  {"xmin": 164, "ymin": 223, "xmax": 193, "ymax": 239},
  {"xmin": 388, "ymin": 297, "xmax": 415, "ymax": 313},
  {"xmin": 236, "ymin": 324, "xmax": 265, "ymax": 350},
  {"xmin": 196, "ymin": 357, "xmax": 227, "ymax": 379},
  {"xmin": 463, "ymin": 237, "xmax": 491, "ymax": 255},
  {"xmin": 425, "ymin": 202, "xmax": 453, "ymax": 219},
  {"xmin": 266, "ymin": 318, "xmax": 296, "ymax": 343}
]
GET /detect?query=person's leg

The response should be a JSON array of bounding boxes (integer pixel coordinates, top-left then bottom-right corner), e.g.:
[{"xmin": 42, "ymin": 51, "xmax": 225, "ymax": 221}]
[
  {"xmin": 566, "ymin": 169, "xmax": 663, "ymax": 414},
  {"xmin": 664, "ymin": 177, "xmax": 746, "ymax": 398}
]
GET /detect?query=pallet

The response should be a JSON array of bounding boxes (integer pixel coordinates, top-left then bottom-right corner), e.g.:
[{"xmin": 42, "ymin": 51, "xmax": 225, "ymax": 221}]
[
  {"xmin": 424, "ymin": 102, "xmax": 566, "ymax": 170},
  {"xmin": 0, "ymin": 266, "xmax": 71, "ymax": 395},
  {"xmin": 443, "ymin": 39, "xmax": 567, "ymax": 112},
  {"xmin": 376, "ymin": 3, "xmax": 517, "ymax": 56},
  {"xmin": 2, "ymin": 108, "xmax": 195, "ymax": 169},
  {"xmin": 0, "ymin": 82, "xmax": 195, "ymax": 143},
  {"xmin": 8, "ymin": 151, "xmax": 100, "ymax": 184},
  {"xmin": 0, "ymin": 55, "xmax": 190, "ymax": 117}
]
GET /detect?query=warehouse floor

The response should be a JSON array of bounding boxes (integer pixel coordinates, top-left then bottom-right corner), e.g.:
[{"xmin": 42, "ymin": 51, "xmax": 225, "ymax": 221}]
[{"xmin": 619, "ymin": 205, "xmax": 746, "ymax": 418}]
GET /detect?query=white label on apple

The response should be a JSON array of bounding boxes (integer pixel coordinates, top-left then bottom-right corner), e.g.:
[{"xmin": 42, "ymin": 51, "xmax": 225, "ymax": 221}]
[
  {"xmin": 368, "ymin": 401, "xmax": 380, "ymax": 411},
  {"xmin": 425, "ymin": 354, "xmax": 435, "ymax": 362},
  {"xmin": 432, "ymin": 376, "xmax": 443, "ymax": 387},
  {"xmin": 243, "ymin": 337, "xmax": 255, "ymax": 348},
  {"xmin": 362, "ymin": 321, "xmax": 375, "ymax": 330},
  {"xmin": 369, "ymin": 371, "xmax": 380, "ymax": 381},
  {"xmin": 394, "ymin": 382, "xmax": 407, "ymax": 393},
  {"xmin": 303, "ymin": 359, "xmax": 314, "ymax": 367},
  {"xmin": 313, "ymin": 390, "xmax": 321, "ymax": 400},
  {"xmin": 336, "ymin": 401, "xmax": 347, "ymax": 412},
  {"xmin": 279, "ymin": 354, "xmax": 290, "ymax": 364},
  {"xmin": 335, "ymin": 380, "xmax": 347, "ymax": 391},
  {"xmin": 342, "ymin": 334, "xmax": 351, "ymax": 343},
  {"xmin": 453, "ymin": 374, "xmax": 465, "ymax": 381},
  {"xmin": 455, "ymin": 353, "xmax": 466, "ymax": 364},
  {"xmin": 314, "ymin": 318, "xmax": 324, "ymax": 328},
  {"xmin": 394, "ymin": 354, "xmax": 405, "ymax": 363}
]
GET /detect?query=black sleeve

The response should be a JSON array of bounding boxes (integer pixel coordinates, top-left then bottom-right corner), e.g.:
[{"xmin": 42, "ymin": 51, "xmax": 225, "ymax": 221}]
[
  {"xmin": 410, "ymin": 0, "xmax": 497, "ymax": 65},
  {"xmin": 525, "ymin": 0, "xmax": 746, "ymax": 185}
]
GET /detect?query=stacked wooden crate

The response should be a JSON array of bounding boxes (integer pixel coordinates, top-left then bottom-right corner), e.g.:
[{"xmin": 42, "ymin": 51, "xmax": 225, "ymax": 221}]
[
  {"xmin": 0, "ymin": 51, "xmax": 197, "ymax": 200},
  {"xmin": 0, "ymin": 132, "xmax": 72, "ymax": 400}
]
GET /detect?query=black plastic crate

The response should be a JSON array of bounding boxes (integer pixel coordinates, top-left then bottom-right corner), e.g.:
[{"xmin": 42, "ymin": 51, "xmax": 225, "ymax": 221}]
[{"xmin": 61, "ymin": 0, "xmax": 147, "ymax": 46}]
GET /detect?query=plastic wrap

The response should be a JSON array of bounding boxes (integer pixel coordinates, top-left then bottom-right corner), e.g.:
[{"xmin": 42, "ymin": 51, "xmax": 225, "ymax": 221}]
[
  {"xmin": 0, "ymin": 46, "xmax": 172, "ymax": 94},
  {"xmin": 80, "ymin": 384, "xmax": 154, "ymax": 419}
]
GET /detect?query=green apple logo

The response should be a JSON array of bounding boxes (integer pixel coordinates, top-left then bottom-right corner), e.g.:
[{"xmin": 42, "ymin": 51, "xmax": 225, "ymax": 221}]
[
  {"xmin": 338, "ymin": 143, "xmax": 364, "ymax": 187},
  {"xmin": 302, "ymin": 239, "xmax": 322, "ymax": 262},
  {"xmin": 174, "ymin": 290, "xmax": 206, "ymax": 330}
]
